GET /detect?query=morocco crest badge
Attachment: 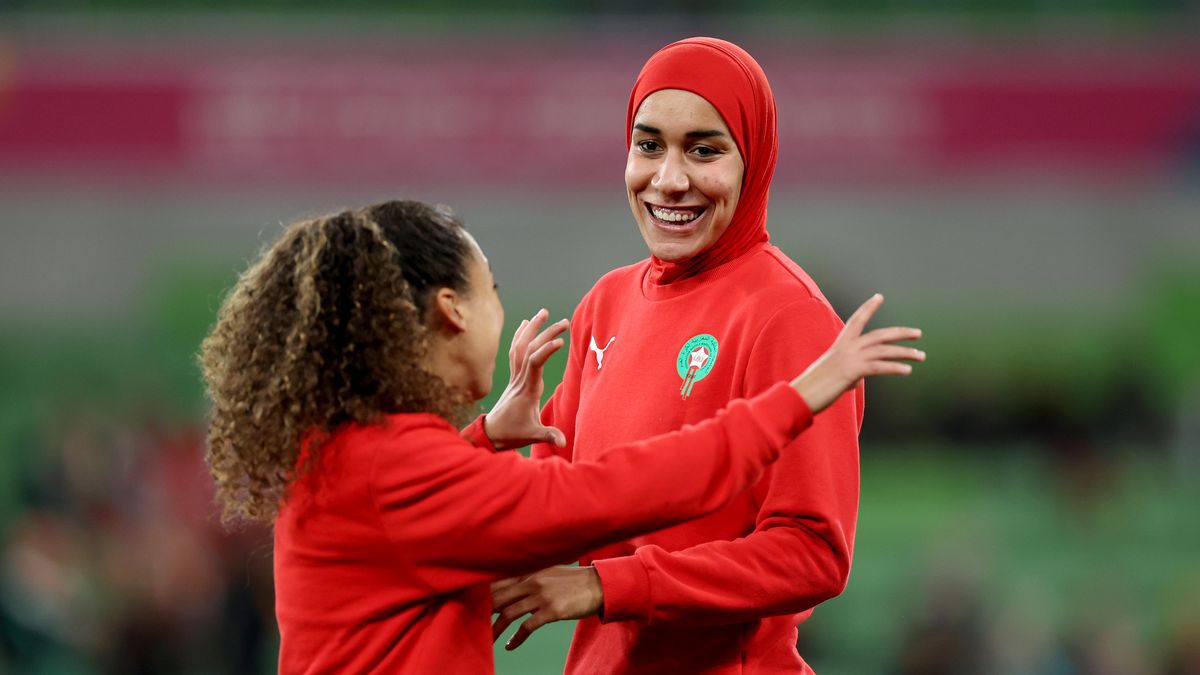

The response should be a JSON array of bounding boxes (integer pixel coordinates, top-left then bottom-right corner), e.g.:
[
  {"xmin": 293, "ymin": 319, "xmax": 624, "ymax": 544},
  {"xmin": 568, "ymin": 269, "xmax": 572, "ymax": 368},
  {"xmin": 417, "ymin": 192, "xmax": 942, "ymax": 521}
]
[{"xmin": 676, "ymin": 334, "xmax": 719, "ymax": 400}]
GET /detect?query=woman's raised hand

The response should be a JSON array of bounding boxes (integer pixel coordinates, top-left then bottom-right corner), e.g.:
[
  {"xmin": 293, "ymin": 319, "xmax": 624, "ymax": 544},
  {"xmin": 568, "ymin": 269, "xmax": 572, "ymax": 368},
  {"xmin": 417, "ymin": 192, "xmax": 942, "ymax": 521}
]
[
  {"xmin": 791, "ymin": 294, "xmax": 924, "ymax": 414},
  {"xmin": 483, "ymin": 309, "xmax": 569, "ymax": 450}
]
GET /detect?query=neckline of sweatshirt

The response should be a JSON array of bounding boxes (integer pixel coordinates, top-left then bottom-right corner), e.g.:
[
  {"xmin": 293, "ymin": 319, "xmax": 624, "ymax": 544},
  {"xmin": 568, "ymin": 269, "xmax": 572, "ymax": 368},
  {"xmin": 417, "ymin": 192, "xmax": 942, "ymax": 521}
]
[{"xmin": 640, "ymin": 242, "xmax": 772, "ymax": 302}]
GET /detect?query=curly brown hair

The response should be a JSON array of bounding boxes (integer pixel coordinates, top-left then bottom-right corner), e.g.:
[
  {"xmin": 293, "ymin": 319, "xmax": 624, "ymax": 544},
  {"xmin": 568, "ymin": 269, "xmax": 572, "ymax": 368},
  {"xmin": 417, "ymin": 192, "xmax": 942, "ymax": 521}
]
[{"xmin": 200, "ymin": 200, "xmax": 474, "ymax": 525}]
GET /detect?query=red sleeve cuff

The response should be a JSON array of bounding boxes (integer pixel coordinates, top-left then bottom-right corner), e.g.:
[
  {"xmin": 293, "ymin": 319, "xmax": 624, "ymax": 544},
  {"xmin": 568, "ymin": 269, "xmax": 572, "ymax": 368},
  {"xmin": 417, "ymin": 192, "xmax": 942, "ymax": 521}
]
[
  {"xmin": 771, "ymin": 380, "xmax": 814, "ymax": 436},
  {"xmin": 593, "ymin": 554, "xmax": 653, "ymax": 623},
  {"xmin": 459, "ymin": 415, "xmax": 499, "ymax": 453}
]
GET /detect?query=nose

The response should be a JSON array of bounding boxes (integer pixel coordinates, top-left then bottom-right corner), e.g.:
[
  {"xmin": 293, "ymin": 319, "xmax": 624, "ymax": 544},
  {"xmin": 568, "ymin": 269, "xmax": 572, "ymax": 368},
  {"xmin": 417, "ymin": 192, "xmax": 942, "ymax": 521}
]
[{"xmin": 651, "ymin": 150, "xmax": 689, "ymax": 195}]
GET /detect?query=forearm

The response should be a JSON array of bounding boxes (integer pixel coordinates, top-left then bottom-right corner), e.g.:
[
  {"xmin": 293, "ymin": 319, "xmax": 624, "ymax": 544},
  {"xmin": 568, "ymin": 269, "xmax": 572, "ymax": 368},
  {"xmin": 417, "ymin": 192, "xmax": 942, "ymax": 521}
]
[
  {"xmin": 598, "ymin": 344, "xmax": 862, "ymax": 626},
  {"xmin": 480, "ymin": 383, "xmax": 811, "ymax": 568},
  {"xmin": 594, "ymin": 517, "xmax": 851, "ymax": 625},
  {"xmin": 400, "ymin": 383, "xmax": 810, "ymax": 589}
]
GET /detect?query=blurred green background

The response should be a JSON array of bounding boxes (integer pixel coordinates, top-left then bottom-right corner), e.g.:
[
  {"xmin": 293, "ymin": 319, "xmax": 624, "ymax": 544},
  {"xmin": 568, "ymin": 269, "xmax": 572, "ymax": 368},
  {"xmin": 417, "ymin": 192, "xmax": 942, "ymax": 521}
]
[{"xmin": 2, "ymin": 2, "xmax": 1199, "ymax": 673}]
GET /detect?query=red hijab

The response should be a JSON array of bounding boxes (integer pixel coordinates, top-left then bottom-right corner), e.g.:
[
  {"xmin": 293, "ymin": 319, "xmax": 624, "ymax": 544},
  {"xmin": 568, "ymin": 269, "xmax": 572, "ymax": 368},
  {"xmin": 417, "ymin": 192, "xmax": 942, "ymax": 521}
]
[{"xmin": 627, "ymin": 37, "xmax": 778, "ymax": 286}]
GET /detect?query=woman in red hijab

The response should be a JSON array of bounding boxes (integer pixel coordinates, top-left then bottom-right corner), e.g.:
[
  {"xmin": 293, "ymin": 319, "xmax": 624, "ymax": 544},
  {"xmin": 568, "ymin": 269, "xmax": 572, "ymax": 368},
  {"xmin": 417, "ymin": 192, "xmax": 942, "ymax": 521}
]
[{"xmin": 491, "ymin": 38, "xmax": 866, "ymax": 673}]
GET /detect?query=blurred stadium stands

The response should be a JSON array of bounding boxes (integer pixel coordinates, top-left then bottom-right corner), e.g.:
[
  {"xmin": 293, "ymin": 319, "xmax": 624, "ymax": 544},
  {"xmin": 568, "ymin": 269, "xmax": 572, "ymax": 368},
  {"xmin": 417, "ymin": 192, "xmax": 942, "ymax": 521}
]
[{"xmin": 1, "ymin": 3, "xmax": 1198, "ymax": 673}]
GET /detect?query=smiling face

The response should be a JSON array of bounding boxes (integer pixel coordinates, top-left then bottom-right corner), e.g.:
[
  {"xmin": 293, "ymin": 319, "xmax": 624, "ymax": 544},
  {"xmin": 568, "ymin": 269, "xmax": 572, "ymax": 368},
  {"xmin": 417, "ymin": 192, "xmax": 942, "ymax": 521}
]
[{"xmin": 626, "ymin": 89, "xmax": 745, "ymax": 262}]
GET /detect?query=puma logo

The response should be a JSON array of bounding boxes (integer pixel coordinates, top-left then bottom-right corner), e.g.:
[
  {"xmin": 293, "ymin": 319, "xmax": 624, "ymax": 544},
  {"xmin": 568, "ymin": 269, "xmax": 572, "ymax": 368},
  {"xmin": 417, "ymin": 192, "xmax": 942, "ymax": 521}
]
[{"xmin": 588, "ymin": 336, "xmax": 616, "ymax": 370}]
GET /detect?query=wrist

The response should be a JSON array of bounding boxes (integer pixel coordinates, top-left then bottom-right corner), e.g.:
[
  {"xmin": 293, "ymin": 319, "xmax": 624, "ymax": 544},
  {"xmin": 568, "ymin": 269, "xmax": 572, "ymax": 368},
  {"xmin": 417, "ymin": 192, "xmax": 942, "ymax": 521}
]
[
  {"xmin": 583, "ymin": 566, "xmax": 604, "ymax": 618},
  {"xmin": 592, "ymin": 556, "xmax": 652, "ymax": 623},
  {"xmin": 791, "ymin": 372, "xmax": 837, "ymax": 415},
  {"xmin": 481, "ymin": 414, "xmax": 505, "ymax": 450}
]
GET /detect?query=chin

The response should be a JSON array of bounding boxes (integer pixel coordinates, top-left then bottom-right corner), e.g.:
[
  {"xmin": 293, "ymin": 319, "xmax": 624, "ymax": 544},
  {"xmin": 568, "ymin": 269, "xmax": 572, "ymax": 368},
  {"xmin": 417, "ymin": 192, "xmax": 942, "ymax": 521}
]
[
  {"xmin": 649, "ymin": 241, "xmax": 703, "ymax": 262},
  {"xmin": 473, "ymin": 371, "xmax": 495, "ymax": 401}
]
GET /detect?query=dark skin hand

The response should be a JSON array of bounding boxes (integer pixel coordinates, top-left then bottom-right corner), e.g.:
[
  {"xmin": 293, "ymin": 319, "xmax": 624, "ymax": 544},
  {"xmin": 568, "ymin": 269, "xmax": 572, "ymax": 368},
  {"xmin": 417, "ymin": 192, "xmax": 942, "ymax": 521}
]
[{"xmin": 491, "ymin": 566, "xmax": 603, "ymax": 650}]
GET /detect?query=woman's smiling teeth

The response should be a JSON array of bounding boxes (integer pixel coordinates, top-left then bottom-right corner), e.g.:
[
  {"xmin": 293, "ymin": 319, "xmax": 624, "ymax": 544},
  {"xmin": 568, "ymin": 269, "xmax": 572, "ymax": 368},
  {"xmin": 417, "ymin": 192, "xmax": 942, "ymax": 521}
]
[{"xmin": 649, "ymin": 205, "xmax": 704, "ymax": 224}]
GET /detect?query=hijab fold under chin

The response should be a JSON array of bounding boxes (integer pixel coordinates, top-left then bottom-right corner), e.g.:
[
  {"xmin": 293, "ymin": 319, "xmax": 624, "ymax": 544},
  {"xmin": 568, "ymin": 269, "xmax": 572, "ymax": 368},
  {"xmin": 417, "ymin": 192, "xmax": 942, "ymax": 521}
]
[{"xmin": 627, "ymin": 37, "xmax": 779, "ymax": 286}]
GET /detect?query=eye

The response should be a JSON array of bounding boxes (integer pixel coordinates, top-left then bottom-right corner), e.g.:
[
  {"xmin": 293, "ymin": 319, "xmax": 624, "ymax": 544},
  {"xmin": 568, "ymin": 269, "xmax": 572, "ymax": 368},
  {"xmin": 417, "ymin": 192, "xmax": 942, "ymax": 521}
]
[
  {"xmin": 691, "ymin": 145, "xmax": 721, "ymax": 159},
  {"xmin": 636, "ymin": 139, "xmax": 661, "ymax": 153}
]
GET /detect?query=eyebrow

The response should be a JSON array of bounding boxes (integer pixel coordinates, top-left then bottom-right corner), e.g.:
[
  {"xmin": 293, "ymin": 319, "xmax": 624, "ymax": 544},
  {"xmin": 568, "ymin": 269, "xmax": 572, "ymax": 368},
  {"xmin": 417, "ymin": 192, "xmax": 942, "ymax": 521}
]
[{"xmin": 633, "ymin": 123, "xmax": 727, "ymax": 140}]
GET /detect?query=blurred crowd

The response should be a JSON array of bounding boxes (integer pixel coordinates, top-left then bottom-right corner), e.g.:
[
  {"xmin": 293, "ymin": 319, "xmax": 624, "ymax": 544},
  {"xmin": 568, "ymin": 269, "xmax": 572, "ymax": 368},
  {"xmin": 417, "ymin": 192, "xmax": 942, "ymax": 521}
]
[
  {"xmin": 2, "ymin": 1, "xmax": 1198, "ymax": 672},
  {"xmin": 0, "ymin": 407, "xmax": 274, "ymax": 674},
  {"xmin": 880, "ymin": 562, "xmax": 1200, "ymax": 675}
]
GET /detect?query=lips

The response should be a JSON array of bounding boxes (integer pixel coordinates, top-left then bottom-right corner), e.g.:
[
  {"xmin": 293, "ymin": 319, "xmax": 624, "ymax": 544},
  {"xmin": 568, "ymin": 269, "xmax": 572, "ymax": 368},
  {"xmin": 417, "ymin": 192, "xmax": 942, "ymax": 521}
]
[{"xmin": 645, "ymin": 202, "xmax": 707, "ymax": 231}]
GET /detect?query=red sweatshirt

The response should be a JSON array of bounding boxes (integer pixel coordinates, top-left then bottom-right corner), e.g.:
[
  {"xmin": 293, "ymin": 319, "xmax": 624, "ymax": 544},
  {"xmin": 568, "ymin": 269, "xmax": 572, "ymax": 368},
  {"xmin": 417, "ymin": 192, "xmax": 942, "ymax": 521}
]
[
  {"xmin": 272, "ymin": 381, "xmax": 812, "ymax": 674},
  {"xmin": 534, "ymin": 243, "xmax": 864, "ymax": 674}
]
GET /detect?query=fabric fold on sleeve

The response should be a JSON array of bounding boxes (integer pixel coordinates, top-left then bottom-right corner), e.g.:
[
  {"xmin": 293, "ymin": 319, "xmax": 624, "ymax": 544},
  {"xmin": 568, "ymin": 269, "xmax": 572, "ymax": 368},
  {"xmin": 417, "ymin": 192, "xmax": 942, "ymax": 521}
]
[{"xmin": 459, "ymin": 414, "xmax": 498, "ymax": 452}]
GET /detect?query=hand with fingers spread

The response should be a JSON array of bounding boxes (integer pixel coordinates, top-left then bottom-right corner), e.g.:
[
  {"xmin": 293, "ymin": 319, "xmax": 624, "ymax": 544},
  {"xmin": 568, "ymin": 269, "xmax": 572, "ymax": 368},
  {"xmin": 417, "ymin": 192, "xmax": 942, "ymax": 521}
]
[
  {"xmin": 791, "ymin": 294, "xmax": 924, "ymax": 414},
  {"xmin": 491, "ymin": 566, "xmax": 602, "ymax": 651},
  {"xmin": 483, "ymin": 309, "xmax": 570, "ymax": 450}
]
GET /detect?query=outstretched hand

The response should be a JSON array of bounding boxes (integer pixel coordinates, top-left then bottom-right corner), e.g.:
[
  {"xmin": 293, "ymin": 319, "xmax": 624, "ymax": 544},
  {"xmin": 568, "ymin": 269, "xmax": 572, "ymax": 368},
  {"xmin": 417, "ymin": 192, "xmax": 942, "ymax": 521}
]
[
  {"xmin": 484, "ymin": 309, "xmax": 569, "ymax": 451},
  {"xmin": 792, "ymin": 294, "xmax": 925, "ymax": 414}
]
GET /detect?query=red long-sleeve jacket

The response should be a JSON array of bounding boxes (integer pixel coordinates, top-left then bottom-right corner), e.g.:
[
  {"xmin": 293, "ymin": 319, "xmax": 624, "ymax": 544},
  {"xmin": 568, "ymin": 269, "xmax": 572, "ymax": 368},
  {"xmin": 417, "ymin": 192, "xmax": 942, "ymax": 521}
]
[
  {"xmin": 272, "ymin": 381, "xmax": 812, "ymax": 674},
  {"xmin": 534, "ymin": 243, "xmax": 864, "ymax": 674}
]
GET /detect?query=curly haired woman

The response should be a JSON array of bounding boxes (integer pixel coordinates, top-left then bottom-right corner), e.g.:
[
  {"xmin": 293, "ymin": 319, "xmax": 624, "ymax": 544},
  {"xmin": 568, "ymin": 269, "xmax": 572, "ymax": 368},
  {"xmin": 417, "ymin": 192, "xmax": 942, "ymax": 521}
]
[{"xmin": 199, "ymin": 199, "xmax": 922, "ymax": 673}]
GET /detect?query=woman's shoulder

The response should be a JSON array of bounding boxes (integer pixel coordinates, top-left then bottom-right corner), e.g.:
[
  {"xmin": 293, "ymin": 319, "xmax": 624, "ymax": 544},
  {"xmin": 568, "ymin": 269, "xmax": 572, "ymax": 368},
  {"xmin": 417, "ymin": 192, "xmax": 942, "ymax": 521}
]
[
  {"xmin": 332, "ymin": 412, "xmax": 460, "ymax": 450},
  {"xmin": 711, "ymin": 246, "xmax": 832, "ymax": 314},
  {"xmin": 325, "ymin": 413, "xmax": 479, "ymax": 485},
  {"xmin": 751, "ymin": 246, "xmax": 828, "ymax": 299},
  {"xmin": 286, "ymin": 413, "xmax": 465, "ymax": 507},
  {"xmin": 721, "ymin": 254, "xmax": 846, "ymax": 352}
]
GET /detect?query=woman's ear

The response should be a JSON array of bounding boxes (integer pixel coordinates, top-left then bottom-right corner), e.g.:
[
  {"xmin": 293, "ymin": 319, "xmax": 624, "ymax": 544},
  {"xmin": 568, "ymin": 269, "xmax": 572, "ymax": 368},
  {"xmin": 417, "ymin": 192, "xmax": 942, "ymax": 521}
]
[{"xmin": 432, "ymin": 287, "xmax": 468, "ymax": 333}]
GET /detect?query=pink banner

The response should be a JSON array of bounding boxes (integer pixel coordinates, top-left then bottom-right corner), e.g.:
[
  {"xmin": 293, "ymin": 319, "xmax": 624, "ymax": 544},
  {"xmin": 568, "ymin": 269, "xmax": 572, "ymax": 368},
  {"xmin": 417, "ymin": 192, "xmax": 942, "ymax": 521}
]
[{"xmin": 1, "ymin": 41, "xmax": 1197, "ymax": 186}]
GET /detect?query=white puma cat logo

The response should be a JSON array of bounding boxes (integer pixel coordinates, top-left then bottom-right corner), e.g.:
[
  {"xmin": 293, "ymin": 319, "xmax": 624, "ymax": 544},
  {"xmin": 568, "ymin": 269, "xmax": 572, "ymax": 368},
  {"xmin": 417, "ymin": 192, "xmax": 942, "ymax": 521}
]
[{"xmin": 588, "ymin": 336, "xmax": 616, "ymax": 370}]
